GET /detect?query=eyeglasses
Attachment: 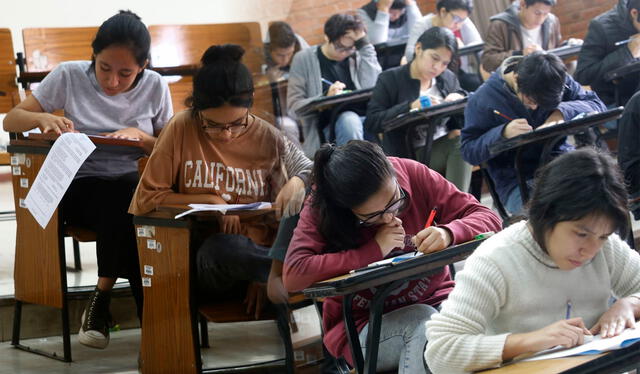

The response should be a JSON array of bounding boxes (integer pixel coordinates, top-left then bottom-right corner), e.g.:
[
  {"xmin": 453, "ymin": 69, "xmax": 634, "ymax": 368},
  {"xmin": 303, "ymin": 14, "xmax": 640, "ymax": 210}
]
[
  {"xmin": 333, "ymin": 40, "xmax": 356, "ymax": 54},
  {"xmin": 200, "ymin": 111, "xmax": 250, "ymax": 134},
  {"xmin": 450, "ymin": 13, "xmax": 466, "ymax": 24},
  {"xmin": 357, "ymin": 185, "xmax": 409, "ymax": 226}
]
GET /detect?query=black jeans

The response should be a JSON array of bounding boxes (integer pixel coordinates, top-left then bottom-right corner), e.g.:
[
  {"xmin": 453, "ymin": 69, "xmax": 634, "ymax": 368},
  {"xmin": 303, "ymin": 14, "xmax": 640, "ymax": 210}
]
[
  {"xmin": 196, "ymin": 233, "xmax": 272, "ymax": 303},
  {"xmin": 61, "ymin": 172, "xmax": 143, "ymax": 319}
]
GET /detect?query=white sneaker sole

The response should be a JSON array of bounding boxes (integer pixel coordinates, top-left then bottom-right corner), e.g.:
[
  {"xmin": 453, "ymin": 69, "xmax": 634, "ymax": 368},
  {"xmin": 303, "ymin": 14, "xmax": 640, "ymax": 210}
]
[{"xmin": 78, "ymin": 310, "xmax": 109, "ymax": 349}]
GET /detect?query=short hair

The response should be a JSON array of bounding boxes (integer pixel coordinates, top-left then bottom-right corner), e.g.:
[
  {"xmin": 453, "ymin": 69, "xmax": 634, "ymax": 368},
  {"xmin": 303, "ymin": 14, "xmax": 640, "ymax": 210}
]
[
  {"xmin": 391, "ymin": 0, "xmax": 407, "ymax": 9},
  {"xmin": 436, "ymin": 0, "xmax": 474, "ymax": 13},
  {"xmin": 268, "ymin": 21, "xmax": 297, "ymax": 49},
  {"xmin": 416, "ymin": 27, "xmax": 458, "ymax": 56},
  {"xmin": 629, "ymin": 0, "xmax": 640, "ymax": 12},
  {"xmin": 528, "ymin": 148, "xmax": 629, "ymax": 253},
  {"xmin": 187, "ymin": 44, "xmax": 254, "ymax": 113},
  {"xmin": 324, "ymin": 13, "xmax": 365, "ymax": 43},
  {"xmin": 515, "ymin": 52, "xmax": 566, "ymax": 110},
  {"xmin": 523, "ymin": 0, "xmax": 556, "ymax": 7}
]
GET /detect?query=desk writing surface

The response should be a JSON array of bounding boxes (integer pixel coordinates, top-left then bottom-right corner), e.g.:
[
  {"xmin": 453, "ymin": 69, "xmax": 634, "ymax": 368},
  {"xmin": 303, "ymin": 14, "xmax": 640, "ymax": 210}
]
[
  {"xmin": 303, "ymin": 238, "xmax": 483, "ymax": 298},
  {"xmin": 295, "ymin": 88, "xmax": 374, "ymax": 117},
  {"xmin": 383, "ymin": 97, "xmax": 468, "ymax": 132},
  {"xmin": 458, "ymin": 42, "xmax": 484, "ymax": 56},
  {"xmin": 478, "ymin": 354, "xmax": 603, "ymax": 373},
  {"xmin": 488, "ymin": 107, "xmax": 624, "ymax": 156},
  {"xmin": 25, "ymin": 132, "xmax": 144, "ymax": 148},
  {"xmin": 605, "ymin": 59, "xmax": 640, "ymax": 83},
  {"xmin": 547, "ymin": 44, "xmax": 582, "ymax": 60}
]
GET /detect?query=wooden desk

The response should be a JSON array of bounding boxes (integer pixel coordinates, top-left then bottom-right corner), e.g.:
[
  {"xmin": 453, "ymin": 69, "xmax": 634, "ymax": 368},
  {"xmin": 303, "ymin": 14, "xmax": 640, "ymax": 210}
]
[
  {"xmin": 295, "ymin": 88, "xmax": 373, "ymax": 144},
  {"xmin": 488, "ymin": 107, "xmax": 623, "ymax": 204},
  {"xmin": 7, "ymin": 134, "xmax": 143, "ymax": 362},
  {"xmin": 303, "ymin": 239, "xmax": 485, "ymax": 374},
  {"xmin": 133, "ymin": 206, "xmax": 276, "ymax": 374},
  {"xmin": 383, "ymin": 98, "xmax": 468, "ymax": 162}
]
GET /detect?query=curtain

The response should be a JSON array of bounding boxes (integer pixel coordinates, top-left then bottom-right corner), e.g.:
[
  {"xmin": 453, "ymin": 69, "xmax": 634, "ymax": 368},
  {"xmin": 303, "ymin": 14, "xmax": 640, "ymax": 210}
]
[{"xmin": 471, "ymin": 0, "xmax": 513, "ymax": 39}]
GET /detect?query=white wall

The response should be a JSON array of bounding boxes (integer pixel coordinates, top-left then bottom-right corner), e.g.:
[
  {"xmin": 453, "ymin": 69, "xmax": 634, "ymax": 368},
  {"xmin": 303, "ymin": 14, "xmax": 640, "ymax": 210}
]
[{"xmin": 1, "ymin": 0, "xmax": 295, "ymax": 56}]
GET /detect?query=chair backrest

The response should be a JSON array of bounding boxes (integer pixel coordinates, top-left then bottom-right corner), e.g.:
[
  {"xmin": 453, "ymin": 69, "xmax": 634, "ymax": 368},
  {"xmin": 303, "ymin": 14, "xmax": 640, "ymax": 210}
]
[
  {"xmin": 148, "ymin": 22, "xmax": 265, "ymax": 113},
  {"xmin": 0, "ymin": 28, "xmax": 19, "ymax": 113},
  {"xmin": 22, "ymin": 27, "xmax": 97, "ymax": 72}
]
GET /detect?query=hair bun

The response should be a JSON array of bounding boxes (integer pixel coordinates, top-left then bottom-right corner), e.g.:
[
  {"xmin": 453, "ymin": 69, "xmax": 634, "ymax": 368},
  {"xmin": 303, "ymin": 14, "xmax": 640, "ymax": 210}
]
[
  {"xmin": 117, "ymin": 10, "xmax": 141, "ymax": 21},
  {"xmin": 201, "ymin": 44, "xmax": 245, "ymax": 65}
]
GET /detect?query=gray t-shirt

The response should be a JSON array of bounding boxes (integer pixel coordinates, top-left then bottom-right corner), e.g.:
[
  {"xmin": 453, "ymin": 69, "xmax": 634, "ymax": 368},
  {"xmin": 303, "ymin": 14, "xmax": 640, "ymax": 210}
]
[{"xmin": 33, "ymin": 61, "xmax": 173, "ymax": 178}]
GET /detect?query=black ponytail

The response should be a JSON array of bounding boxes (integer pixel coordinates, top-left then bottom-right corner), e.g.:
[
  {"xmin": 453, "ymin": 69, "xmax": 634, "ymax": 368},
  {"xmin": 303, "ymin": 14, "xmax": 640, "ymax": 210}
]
[
  {"xmin": 186, "ymin": 44, "xmax": 254, "ymax": 114},
  {"xmin": 311, "ymin": 141, "xmax": 394, "ymax": 252}
]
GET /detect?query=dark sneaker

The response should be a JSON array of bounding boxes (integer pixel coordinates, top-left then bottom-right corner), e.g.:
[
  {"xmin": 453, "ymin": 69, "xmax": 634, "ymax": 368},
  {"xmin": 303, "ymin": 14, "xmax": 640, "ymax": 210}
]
[{"xmin": 78, "ymin": 287, "xmax": 112, "ymax": 349}]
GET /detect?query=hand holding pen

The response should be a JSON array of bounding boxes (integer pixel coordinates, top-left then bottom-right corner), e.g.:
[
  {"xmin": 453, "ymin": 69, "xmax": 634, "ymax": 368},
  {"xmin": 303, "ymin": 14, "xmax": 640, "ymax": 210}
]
[
  {"xmin": 494, "ymin": 110, "xmax": 533, "ymax": 139},
  {"xmin": 413, "ymin": 208, "xmax": 452, "ymax": 254}
]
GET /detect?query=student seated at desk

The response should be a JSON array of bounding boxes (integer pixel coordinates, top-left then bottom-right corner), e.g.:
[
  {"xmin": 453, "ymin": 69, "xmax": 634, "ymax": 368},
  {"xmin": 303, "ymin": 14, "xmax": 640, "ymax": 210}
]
[
  {"xmin": 425, "ymin": 148, "xmax": 640, "ymax": 373},
  {"xmin": 129, "ymin": 44, "xmax": 312, "ymax": 318},
  {"xmin": 576, "ymin": 0, "xmax": 640, "ymax": 107},
  {"xmin": 287, "ymin": 13, "xmax": 382, "ymax": 158},
  {"xmin": 358, "ymin": 0, "xmax": 422, "ymax": 45},
  {"xmin": 2, "ymin": 11, "xmax": 173, "ymax": 349},
  {"xmin": 461, "ymin": 52, "xmax": 605, "ymax": 215},
  {"xmin": 617, "ymin": 90, "xmax": 640, "ymax": 219},
  {"xmin": 366, "ymin": 27, "xmax": 471, "ymax": 192},
  {"xmin": 283, "ymin": 141, "xmax": 501, "ymax": 373},
  {"xmin": 404, "ymin": 0, "xmax": 482, "ymax": 91},
  {"xmin": 481, "ymin": 0, "xmax": 581, "ymax": 77}
]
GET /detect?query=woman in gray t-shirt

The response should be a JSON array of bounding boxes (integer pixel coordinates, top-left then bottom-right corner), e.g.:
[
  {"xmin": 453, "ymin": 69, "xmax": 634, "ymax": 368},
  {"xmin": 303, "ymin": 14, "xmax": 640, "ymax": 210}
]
[{"xmin": 3, "ymin": 10, "xmax": 173, "ymax": 350}]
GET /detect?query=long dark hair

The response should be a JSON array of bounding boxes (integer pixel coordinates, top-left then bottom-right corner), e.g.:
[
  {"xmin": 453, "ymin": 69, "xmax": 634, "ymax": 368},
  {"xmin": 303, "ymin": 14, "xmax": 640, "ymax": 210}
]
[
  {"xmin": 415, "ymin": 26, "xmax": 458, "ymax": 61},
  {"xmin": 91, "ymin": 10, "xmax": 150, "ymax": 85},
  {"xmin": 528, "ymin": 148, "xmax": 629, "ymax": 252},
  {"xmin": 186, "ymin": 44, "xmax": 254, "ymax": 114},
  {"xmin": 311, "ymin": 141, "xmax": 395, "ymax": 252}
]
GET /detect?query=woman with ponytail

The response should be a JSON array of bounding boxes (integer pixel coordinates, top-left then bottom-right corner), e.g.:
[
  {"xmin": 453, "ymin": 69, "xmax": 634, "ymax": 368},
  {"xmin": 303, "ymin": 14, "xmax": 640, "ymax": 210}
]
[
  {"xmin": 283, "ymin": 140, "xmax": 500, "ymax": 372},
  {"xmin": 130, "ymin": 44, "xmax": 312, "ymax": 318}
]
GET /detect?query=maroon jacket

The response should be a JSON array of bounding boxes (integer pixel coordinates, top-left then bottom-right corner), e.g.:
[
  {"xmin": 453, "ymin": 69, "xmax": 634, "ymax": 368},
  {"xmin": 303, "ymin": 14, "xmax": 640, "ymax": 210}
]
[{"xmin": 283, "ymin": 157, "xmax": 502, "ymax": 363}]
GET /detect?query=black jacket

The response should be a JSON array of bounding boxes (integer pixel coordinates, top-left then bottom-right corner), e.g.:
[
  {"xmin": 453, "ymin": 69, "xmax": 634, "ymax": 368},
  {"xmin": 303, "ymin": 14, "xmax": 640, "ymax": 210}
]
[
  {"xmin": 575, "ymin": 0, "xmax": 639, "ymax": 106},
  {"xmin": 364, "ymin": 63, "xmax": 464, "ymax": 158},
  {"xmin": 618, "ymin": 90, "xmax": 640, "ymax": 219}
]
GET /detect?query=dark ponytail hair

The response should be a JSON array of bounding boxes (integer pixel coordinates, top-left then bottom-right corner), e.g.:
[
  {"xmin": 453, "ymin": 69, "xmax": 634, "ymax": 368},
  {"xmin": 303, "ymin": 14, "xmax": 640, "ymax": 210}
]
[
  {"xmin": 528, "ymin": 148, "xmax": 629, "ymax": 253},
  {"xmin": 186, "ymin": 44, "xmax": 254, "ymax": 114},
  {"xmin": 311, "ymin": 141, "xmax": 395, "ymax": 252},
  {"xmin": 91, "ymin": 10, "xmax": 150, "ymax": 85},
  {"xmin": 415, "ymin": 26, "xmax": 458, "ymax": 60}
]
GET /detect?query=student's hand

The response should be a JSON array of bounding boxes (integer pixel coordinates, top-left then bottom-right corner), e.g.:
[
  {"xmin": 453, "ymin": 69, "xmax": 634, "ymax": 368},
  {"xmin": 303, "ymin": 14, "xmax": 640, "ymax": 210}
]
[
  {"xmin": 590, "ymin": 297, "xmax": 637, "ymax": 338},
  {"xmin": 503, "ymin": 119, "xmax": 533, "ymax": 139},
  {"xmin": 220, "ymin": 215, "xmax": 241, "ymax": 234},
  {"xmin": 413, "ymin": 226, "xmax": 452, "ymax": 254},
  {"xmin": 266, "ymin": 66, "xmax": 285, "ymax": 81},
  {"xmin": 377, "ymin": 0, "xmax": 394, "ymax": 12},
  {"xmin": 101, "ymin": 127, "xmax": 144, "ymax": 140},
  {"xmin": 274, "ymin": 176, "xmax": 306, "ymax": 220},
  {"xmin": 35, "ymin": 113, "xmax": 74, "ymax": 135},
  {"xmin": 374, "ymin": 217, "xmax": 406, "ymax": 257},
  {"xmin": 537, "ymin": 110, "xmax": 565, "ymax": 130},
  {"xmin": 410, "ymin": 98, "xmax": 422, "ymax": 110},
  {"xmin": 444, "ymin": 93, "xmax": 465, "ymax": 102},
  {"xmin": 523, "ymin": 44, "xmax": 541, "ymax": 56},
  {"xmin": 628, "ymin": 34, "xmax": 640, "ymax": 58},
  {"xmin": 457, "ymin": 37, "xmax": 465, "ymax": 48},
  {"xmin": 267, "ymin": 261, "xmax": 289, "ymax": 305},
  {"xmin": 345, "ymin": 28, "xmax": 367, "ymax": 42},
  {"xmin": 428, "ymin": 95, "xmax": 442, "ymax": 106},
  {"xmin": 327, "ymin": 81, "xmax": 346, "ymax": 96},
  {"xmin": 567, "ymin": 38, "xmax": 583, "ymax": 46},
  {"xmin": 525, "ymin": 318, "xmax": 591, "ymax": 351},
  {"xmin": 400, "ymin": 55, "xmax": 408, "ymax": 66},
  {"xmin": 447, "ymin": 129, "xmax": 461, "ymax": 139},
  {"xmin": 244, "ymin": 281, "xmax": 268, "ymax": 319}
]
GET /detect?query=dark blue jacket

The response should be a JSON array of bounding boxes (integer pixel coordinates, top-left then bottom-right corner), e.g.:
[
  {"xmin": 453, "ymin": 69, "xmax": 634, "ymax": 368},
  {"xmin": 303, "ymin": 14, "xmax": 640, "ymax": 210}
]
[{"xmin": 461, "ymin": 70, "xmax": 606, "ymax": 204}]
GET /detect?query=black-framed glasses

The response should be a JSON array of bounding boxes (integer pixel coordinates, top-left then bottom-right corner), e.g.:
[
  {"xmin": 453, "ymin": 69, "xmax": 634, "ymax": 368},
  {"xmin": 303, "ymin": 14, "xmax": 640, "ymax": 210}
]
[
  {"xmin": 333, "ymin": 39, "xmax": 356, "ymax": 54},
  {"xmin": 357, "ymin": 186, "xmax": 409, "ymax": 226},
  {"xmin": 199, "ymin": 111, "xmax": 251, "ymax": 134}
]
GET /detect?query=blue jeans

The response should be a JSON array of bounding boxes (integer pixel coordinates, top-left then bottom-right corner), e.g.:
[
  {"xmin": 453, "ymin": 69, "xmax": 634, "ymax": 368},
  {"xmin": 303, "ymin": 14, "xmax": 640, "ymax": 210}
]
[
  {"xmin": 504, "ymin": 186, "xmax": 523, "ymax": 216},
  {"xmin": 358, "ymin": 304, "xmax": 436, "ymax": 373},
  {"xmin": 324, "ymin": 111, "xmax": 364, "ymax": 145}
]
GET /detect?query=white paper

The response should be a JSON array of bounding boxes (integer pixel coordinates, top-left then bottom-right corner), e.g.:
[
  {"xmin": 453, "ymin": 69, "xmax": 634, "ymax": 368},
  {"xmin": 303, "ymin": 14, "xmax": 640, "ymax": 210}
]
[
  {"xmin": 523, "ymin": 321, "xmax": 640, "ymax": 361},
  {"xmin": 174, "ymin": 202, "xmax": 272, "ymax": 219},
  {"xmin": 24, "ymin": 133, "xmax": 96, "ymax": 228}
]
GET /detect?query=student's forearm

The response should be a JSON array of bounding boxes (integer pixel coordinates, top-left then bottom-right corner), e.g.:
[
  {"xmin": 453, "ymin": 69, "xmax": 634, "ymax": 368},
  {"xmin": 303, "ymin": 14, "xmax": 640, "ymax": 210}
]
[
  {"xmin": 502, "ymin": 332, "xmax": 535, "ymax": 361},
  {"xmin": 159, "ymin": 193, "xmax": 227, "ymax": 206},
  {"xmin": 3, "ymin": 108, "xmax": 45, "ymax": 132},
  {"xmin": 139, "ymin": 132, "xmax": 157, "ymax": 154}
]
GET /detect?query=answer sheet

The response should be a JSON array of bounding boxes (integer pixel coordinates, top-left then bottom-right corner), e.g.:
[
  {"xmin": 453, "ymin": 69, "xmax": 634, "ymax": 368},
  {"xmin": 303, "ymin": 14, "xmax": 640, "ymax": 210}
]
[{"xmin": 25, "ymin": 133, "xmax": 96, "ymax": 228}]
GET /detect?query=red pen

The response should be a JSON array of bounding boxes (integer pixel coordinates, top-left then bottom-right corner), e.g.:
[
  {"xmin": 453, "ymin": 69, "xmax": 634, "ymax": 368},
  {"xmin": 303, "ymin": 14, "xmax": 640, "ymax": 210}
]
[
  {"xmin": 415, "ymin": 208, "xmax": 438, "ymax": 255},
  {"xmin": 493, "ymin": 109, "xmax": 514, "ymax": 122}
]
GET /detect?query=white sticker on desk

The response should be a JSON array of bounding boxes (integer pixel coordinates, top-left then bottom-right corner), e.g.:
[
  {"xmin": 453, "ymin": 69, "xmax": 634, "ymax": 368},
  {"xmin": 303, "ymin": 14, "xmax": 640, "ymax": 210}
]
[
  {"xmin": 19, "ymin": 198, "xmax": 26, "ymax": 208},
  {"xmin": 10, "ymin": 156, "xmax": 19, "ymax": 165},
  {"xmin": 20, "ymin": 178, "xmax": 29, "ymax": 188},
  {"xmin": 155, "ymin": 242, "xmax": 162, "ymax": 253},
  {"xmin": 12, "ymin": 166, "xmax": 21, "ymax": 175},
  {"xmin": 142, "ymin": 277, "xmax": 152, "ymax": 287},
  {"xmin": 146, "ymin": 239, "xmax": 156, "ymax": 250},
  {"xmin": 294, "ymin": 350, "xmax": 305, "ymax": 361},
  {"xmin": 143, "ymin": 265, "xmax": 154, "ymax": 276},
  {"xmin": 136, "ymin": 226, "xmax": 155, "ymax": 238},
  {"xmin": 25, "ymin": 157, "xmax": 31, "ymax": 168}
]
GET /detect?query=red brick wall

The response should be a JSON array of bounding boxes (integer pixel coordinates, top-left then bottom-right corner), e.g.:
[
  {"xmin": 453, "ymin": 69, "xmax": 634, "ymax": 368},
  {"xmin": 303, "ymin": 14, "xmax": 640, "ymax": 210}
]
[{"xmin": 282, "ymin": 0, "xmax": 616, "ymax": 46}]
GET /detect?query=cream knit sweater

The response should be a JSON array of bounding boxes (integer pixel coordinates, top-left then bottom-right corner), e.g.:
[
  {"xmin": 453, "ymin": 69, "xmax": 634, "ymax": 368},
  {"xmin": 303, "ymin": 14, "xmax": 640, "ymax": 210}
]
[{"xmin": 425, "ymin": 221, "xmax": 640, "ymax": 373}]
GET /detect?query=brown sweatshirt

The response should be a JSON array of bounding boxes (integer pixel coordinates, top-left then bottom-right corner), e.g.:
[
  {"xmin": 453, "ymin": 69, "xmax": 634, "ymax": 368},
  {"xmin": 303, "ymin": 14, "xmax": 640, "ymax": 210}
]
[{"xmin": 129, "ymin": 110, "xmax": 311, "ymax": 245}]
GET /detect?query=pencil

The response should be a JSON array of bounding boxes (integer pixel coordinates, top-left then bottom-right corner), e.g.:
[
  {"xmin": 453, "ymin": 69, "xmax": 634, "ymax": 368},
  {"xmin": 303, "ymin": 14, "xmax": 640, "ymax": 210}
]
[
  {"xmin": 493, "ymin": 109, "xmax": 514, "ymax": 122},
  {"xmin": 615, "ymin": 38, "xmax": 632, "ymax": 47},
  {"xmin": 321, "ymin": 78, "xmax": 334, "ymax": 86}
]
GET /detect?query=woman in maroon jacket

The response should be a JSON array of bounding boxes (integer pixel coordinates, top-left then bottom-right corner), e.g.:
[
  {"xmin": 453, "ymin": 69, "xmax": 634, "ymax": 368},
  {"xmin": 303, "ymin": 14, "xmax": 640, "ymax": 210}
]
[{"xmin": 283, "ymin": 141, "xmax": 501, "ymax": 372}]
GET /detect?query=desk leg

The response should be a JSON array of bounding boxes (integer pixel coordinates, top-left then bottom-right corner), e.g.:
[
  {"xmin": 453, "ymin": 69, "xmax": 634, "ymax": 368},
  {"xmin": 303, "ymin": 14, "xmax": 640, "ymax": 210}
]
[
  {"xmin": 136, "ymin": 225, "xmax": 198, "ymax": 374},
  {"xmin": 363, "ymin": 280, "xmax": 404, "ymax": 374},
  {"xmin": 343, "ymin": 294, "xmax": 364, "ymax": 373}
]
